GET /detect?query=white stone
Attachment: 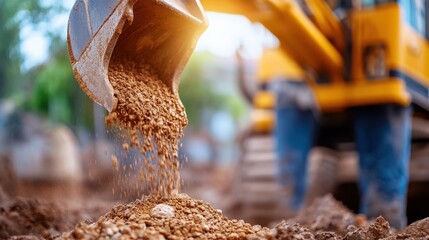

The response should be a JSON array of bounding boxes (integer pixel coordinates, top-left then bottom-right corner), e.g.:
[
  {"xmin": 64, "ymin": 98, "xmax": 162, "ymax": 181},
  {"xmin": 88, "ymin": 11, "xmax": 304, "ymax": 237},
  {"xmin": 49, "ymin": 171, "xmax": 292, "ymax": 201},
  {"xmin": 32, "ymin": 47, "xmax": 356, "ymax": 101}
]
[{"xmin": 150, "ymin": 204, "xmax": 175, "ymax": 218}]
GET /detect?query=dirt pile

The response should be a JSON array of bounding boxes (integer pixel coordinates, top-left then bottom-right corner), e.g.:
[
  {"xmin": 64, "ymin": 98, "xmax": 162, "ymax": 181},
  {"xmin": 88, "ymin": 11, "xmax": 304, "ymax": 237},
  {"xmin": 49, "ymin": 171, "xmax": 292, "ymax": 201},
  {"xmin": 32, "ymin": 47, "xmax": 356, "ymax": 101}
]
[
  {"xmin": 105, "ymin": 60, "xmax": 187, "ymax": 196},
  {"xmin": 0, "ymin": 198, "xmax": 78, "ymax": 239},
  {"xmin": 400, "ymin": 217, "xmax": 429, "ymax": 238},
  {"xmin": 58, "ymin": 193, "xmax": 429, "ymax": 239},
  {"xmin": 268, "ymin": 195, "xmax": 429, "ymax": 239},
  {"xmin": 0, "ymin": 193, "xmax": 117, "ymax": 240},
  {"xmin": 287, "ymin": 195, "xmax": 366, "ymax": 235},
  {"xmin": 58, "ymin": 47, "xmax": 429, "ymax": 240},
  {"xmin": 60, "ymin": 193, "xmax": 269, "ymax": 239},
  {"xmin": 267, "ymin": 217, "xmax": 383, "ymax": 240},
  {"xmin": 260, "ymin": 214, "xmax": 429, "ymax": 239},
  {"xmin": 1, "ymin": 193, "xmax": 428, "ymax": 239}
]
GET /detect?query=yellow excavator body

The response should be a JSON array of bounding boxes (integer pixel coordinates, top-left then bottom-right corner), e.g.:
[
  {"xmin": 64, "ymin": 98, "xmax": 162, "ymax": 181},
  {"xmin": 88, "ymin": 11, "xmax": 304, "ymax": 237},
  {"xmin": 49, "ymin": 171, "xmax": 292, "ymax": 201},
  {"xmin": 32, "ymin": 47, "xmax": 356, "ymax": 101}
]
[{"xmin": 67, "ymin": 0, "xmax": 429, "ymax": 125}]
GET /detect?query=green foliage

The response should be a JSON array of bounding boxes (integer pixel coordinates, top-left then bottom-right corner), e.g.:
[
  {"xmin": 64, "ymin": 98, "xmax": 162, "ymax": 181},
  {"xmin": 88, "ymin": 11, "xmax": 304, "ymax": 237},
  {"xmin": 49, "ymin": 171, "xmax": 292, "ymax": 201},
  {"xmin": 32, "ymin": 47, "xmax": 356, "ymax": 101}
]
[
  {"xmin": 180, "ymin": 52, "xmax": 222, "ymax": 128},
  {"xmin": 0, "ymin": 0, "xmax": 53, "ymax": 97},
  {"xmin": 222, "ymin": 94, "xmax": 247, "ymax": 121},
  {"xmin": 24, "ymin": 39, "xmax": 94, "ymax": 129},
  {"xmin": 27, "ymin": 46, "xmax": 72, "ymax": 124},
  {"xmin": 0, "ymin": 0, "xmax": 94, "ymax": 130},
  {"xmin": 1, "ymin": 0, "xmax": 249, "ymax": 132},
  {"xmin": 179, "ymin": 51, "xmax": 248, "ymax": 129}
]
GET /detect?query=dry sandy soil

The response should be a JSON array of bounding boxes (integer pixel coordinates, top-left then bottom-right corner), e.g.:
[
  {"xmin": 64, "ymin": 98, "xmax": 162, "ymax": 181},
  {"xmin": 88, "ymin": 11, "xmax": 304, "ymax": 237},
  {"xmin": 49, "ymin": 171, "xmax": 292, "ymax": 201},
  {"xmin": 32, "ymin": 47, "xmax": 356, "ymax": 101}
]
[{"xmin": 1, "ymin": 182, "xmax": 429, "ymax": 240}]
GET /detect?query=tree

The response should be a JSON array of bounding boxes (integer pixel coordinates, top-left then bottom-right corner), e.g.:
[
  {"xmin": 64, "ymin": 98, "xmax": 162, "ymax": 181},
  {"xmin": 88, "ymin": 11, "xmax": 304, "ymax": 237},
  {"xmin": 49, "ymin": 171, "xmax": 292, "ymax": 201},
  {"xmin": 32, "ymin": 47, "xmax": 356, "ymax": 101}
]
[
  {"xmin": 0, "ymin": 0, "xmax": 53, "ymax": 98},
  {"xmin": 179, "ymin": 51, "xmax": 224, "ymax": 128},
  {"xmin": 179, "ymin": 51, "xmax": 248, "ymax": 129},
  {"xmin": 0, "ymin": 1, "xmax": 95, "ymax": 130},
  {"xmin": 25, "ymin": 37, "xmax": 94, "ymax": 128}
]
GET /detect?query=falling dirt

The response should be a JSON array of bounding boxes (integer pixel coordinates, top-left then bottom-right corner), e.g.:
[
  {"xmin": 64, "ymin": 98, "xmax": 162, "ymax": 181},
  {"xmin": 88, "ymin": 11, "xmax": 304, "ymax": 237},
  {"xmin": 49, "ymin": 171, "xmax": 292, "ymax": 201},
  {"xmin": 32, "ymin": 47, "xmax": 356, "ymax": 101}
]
[
  {"xmin": 105, "ymin": 58, "xmax": 188, "ymax": 197},
  {"xmin": 57, "ymin": 55, "xmax": 429, "ymax": 239},
  {"xmin": 9, "ymin": 29, "xmax": 427, "ymax": 239}
]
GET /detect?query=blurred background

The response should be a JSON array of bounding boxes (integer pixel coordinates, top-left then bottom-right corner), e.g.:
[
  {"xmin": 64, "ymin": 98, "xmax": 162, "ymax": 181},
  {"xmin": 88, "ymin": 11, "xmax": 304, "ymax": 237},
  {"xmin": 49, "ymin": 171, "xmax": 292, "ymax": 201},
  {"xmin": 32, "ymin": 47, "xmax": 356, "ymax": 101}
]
[
  {"xmin": 0, "ymin": 0, "xmax": 270, "ymax": 222},
  {"xmin": 2, "ymin": 1, "xmax": 429, "ymax": 237}
]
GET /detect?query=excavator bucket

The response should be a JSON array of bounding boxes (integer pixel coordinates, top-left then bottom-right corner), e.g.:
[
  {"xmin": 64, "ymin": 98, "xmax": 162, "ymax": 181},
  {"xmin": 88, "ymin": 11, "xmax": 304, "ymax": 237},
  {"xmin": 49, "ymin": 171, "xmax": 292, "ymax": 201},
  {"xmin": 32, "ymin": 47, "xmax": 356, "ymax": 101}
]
[{"xmin": 67, "ymin": 0, "xmax": 207, "ymax": 111}]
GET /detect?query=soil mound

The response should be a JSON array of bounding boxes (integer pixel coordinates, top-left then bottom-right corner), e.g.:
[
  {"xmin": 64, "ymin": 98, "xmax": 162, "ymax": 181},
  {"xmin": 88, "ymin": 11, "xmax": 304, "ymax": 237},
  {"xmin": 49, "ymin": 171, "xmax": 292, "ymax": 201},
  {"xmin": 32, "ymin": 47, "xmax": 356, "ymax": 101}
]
[
  {"xmin": 106, "ymin": 60, "xmax": 187, "ymax": 197},
  {"xmin": 0, "ymin": 198, "xmax": 75, "ymax": 239},
  {"xmin": 60, "ymin": 194, "xmax": 269, "ymax": 239}
]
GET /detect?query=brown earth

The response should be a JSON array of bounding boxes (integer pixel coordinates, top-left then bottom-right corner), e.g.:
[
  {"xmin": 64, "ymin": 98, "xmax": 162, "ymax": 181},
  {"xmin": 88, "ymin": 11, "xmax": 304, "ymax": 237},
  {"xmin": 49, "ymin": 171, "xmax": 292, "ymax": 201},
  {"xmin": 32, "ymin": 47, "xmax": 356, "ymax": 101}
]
[
  {"xmin": 105, "ymin": 59, "xmax": 187, "ymax": 197},
  {"xmin": 1, "ymin": 187, "xmax": 429, "ymax": 239},
  {"xmin": 59, "ymin": 193, "xmax": 358, "ymax": 239},
  {"xmin": 56, "ymin": 194, "xmax": 429, "ymax": 240},
  {"xmin": 6, "ymin": 30, "xmax": 427, "ymax": 239},
  {"xmin": 0, "ymin": 195, "xmax": 112, "ymax": 239},
  {"xmin": 59, "ymin": 193, "xmax": 268, "ymax": 239},
  {"xmin": 286, "ymin": 195, "xmax": 366, "ymax": 235}
]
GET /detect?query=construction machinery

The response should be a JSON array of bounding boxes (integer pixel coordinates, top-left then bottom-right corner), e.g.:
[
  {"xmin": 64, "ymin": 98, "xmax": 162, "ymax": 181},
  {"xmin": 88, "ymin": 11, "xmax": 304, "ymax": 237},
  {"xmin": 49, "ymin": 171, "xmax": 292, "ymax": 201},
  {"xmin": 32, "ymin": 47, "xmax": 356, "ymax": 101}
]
[
  {"xmin": 229, "ymin": 0, "xmax": 429, "ymax": 224},
  {"xmin": 68, "ymin": 0, "xmax": 429, "ymax": 224}
]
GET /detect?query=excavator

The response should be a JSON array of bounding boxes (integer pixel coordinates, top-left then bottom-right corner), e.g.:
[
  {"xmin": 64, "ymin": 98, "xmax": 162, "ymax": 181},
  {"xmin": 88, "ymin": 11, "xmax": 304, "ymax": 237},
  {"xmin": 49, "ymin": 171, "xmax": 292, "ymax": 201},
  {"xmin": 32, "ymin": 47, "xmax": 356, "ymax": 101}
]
[{"xmin": 68, "ymin": 0, "xmax": 429, "ymax": 225}]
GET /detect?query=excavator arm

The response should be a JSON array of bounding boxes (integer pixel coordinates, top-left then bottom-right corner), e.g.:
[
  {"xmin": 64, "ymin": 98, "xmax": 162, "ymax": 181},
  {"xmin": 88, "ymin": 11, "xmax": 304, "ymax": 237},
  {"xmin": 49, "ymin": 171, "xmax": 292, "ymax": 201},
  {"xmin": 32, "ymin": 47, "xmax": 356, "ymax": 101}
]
[
  {"xmin": 305, "ymin": 0, "xmax": 344, "ymax": 51},
  {"xmin": 67, "ymin": 0, "xmax": 344, "ymax": 111},
  {"xmin": 200, "ymin": 0, "xmax": 343, "ymax": 75},
  {"xmin": 198, "ymin": 0, "xmax": 263, "ymax": 19}
]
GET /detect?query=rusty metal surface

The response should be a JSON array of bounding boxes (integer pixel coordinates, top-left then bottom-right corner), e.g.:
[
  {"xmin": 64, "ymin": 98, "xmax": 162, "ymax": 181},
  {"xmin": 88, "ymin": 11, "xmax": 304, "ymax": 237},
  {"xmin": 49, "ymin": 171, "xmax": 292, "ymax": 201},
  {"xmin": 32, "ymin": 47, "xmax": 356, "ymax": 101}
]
[
  {"xmin": 68, "ymin": 0, "xmax": 120, "ymax": 60},
  {"xmin": 68, "ymin": 0, "xmax": 134, "ymax": 111},
  {"xmin": 88, "ymin": 0, "xmax": 120, "ymax": 34},
  {"xmin": 68, "ymin": 0, "xmax": 92, "ymax": 60},
  {"xmin": 67, "ymin": 0, "xmax": 207, "ymax": 111}
]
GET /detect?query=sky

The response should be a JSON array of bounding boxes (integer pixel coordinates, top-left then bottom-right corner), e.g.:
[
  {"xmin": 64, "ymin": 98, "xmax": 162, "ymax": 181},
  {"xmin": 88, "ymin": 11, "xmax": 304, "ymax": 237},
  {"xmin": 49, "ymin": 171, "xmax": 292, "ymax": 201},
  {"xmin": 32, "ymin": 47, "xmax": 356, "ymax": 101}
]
[
  {"xmin": 20, "ymin": 1, "xmax": 277, "ymax": 69},
  {"xmin": 20, "ymin": 0, "xmax": 75, "ymax": 69},
  {"xmin": 195, "ymin": 12, "xmax": 275, "ymax": 58}
]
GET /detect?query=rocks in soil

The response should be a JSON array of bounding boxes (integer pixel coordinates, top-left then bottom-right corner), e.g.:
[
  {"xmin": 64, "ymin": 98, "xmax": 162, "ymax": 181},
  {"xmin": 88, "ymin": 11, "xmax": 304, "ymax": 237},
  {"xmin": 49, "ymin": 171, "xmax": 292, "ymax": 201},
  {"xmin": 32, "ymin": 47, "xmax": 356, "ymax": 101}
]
[
  {"xmin": 59, "ymin": 193, "xmax": 429, "ymax": 240},
  {"xmin": 342, "ymin": 217, "xmax": 390, "ymax": 240},
  {"xmin": 286, "ymin": 195, "xmax": 364, "ymax": 235},
  {"xmin": 261, "ymin": 222, "xmax": 316, "ymax": 239},
  {"xmin": 389, "ymin": 217, "xmax": 429, "ymax": 239},
  {"xmin": 0, "ymin": 193, "xmax": 427, "ymax": 239},
  {"xmin": 404, "ymin": 217, "xmax": 429, "ymax": 237},
  {"xmin": 106, "ymin": 59, "xmax": 187, "ymax": 197},
  {"xmin": 150, "ymin": 204, "xmax": 175, "ymax": 219},
  {"xmin": 59, "ymin": 194, "xmax": 270, "ymax": 239},
  {"xmin": 0, "ymin": 198, "xmax": 79, "ymax": 239},
  {"xmin": 255, "ymin": 195, "xmax": 429, "ymax": 240}
]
